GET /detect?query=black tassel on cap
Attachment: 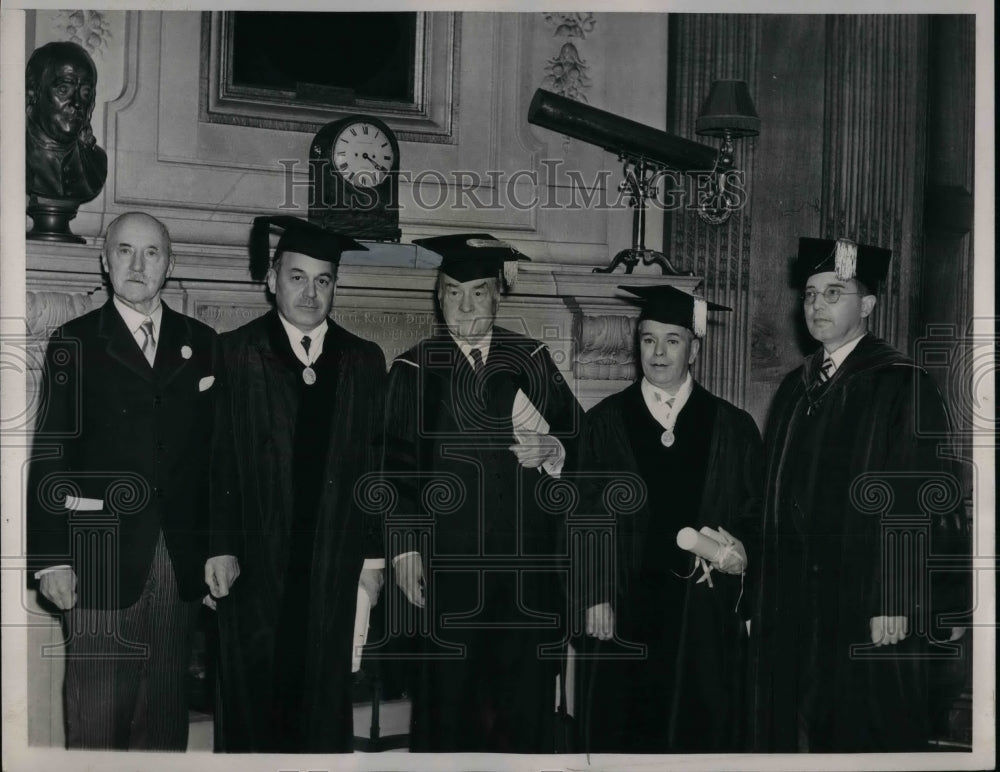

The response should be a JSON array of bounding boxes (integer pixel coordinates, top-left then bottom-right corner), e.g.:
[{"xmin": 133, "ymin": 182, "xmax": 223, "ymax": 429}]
[{"xmin": 248, "ymin": 216, "xmax": 275, "ymax": 281}]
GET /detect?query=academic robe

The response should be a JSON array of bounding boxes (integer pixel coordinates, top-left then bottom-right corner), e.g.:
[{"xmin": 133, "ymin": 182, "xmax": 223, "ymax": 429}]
[
  {"xmin": 748, "ymin": 334, "xmax": 970, "ymax": 752},
  {"xmin": 575, "ymin": 380, "xmax": 762, "ymax": 753},
  {"xmin": 382, "ymin": 327, "xmax": 584, "ymax": 753},
  {"xmin": 210, "ymin": 310, "xmax": 386, "ymax": 753}
]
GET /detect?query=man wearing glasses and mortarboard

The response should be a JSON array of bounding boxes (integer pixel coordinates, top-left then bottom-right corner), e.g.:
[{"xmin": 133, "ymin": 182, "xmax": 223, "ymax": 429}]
[{"xmin": 748, "ymin": 238, "xmax": 970, "ymax": 752}]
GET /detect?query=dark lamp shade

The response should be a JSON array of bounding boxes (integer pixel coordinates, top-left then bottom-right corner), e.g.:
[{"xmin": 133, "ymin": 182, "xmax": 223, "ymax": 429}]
[{"xmin": 695, "ymin": 79, "xmax": 761, "ymax": 138}]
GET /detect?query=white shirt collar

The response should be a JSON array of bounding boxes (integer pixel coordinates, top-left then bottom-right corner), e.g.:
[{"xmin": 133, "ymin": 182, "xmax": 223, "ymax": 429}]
[
  {"xmin": 113, "ymin": 296, "xmax": 163, "ymax": 337},
  {"xmin": 453, "ymin": 329, "xmax": 494, "ymax": 368},
  {"xmin": 277, "ymin": 313, "xmax": 328, "ymax": 366},
  {"xmin": 640, "ymin": 372, "xmax": 694, "ymax": 430},
  {"xmin": 824, "ymin": 333, "xmax": 866, "ymax": 371}
]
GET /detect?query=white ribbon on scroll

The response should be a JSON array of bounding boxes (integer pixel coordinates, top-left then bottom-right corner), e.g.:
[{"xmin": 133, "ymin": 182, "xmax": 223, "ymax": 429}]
[
  {"xmin": 352, "ymin": 584, "xmax": 372, "ymax": 673},
  {"xmin": 676, "ymin": 525, "xmax": 748, "ymax": 607}
]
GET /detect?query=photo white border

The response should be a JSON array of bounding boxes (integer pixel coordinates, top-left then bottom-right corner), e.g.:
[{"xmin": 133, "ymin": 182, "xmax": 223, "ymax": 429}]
[{"xmin": 2, "ymin": 1, "xmax": 994, "ymax": 771}]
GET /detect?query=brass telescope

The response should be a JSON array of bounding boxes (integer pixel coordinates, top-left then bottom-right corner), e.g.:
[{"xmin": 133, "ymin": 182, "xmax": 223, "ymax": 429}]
[{"xmin": 527, "ymin": 89, "xmax": 720, "ymax": 173}]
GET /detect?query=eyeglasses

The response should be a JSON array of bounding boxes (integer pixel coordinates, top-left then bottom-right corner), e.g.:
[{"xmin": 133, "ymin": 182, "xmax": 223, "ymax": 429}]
[{"xmin": 800, "ymin": 288, "xmax": 861, "ymax": 305}]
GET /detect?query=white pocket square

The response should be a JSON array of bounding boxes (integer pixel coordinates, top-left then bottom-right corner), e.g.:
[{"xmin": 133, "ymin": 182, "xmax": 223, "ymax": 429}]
[
  {"xmin": 199, "ymin": 375, "xmax": 215, "ymax": 392},
  {"xmin": 66, "ymin": 495, "xmax": 104, "ymax": 512}
]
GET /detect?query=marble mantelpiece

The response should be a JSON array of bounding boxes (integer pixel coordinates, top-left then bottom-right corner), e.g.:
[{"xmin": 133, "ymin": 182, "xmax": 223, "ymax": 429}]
[{"xmin": 26, "ymin": 239, "xmax": 702, "ymax": 408}]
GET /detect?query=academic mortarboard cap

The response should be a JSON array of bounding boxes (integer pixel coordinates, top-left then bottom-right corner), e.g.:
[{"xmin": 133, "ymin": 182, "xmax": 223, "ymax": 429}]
[
  {"xmin": 619, "ymin": 284, "xmax": 731, "ymax": 338},
  {"xmin": 412, "ymin": 233, "xmax": 531, "ymax": 286},
  {"xmin": 794, "ymin": 237, "xmax": 891, "ymax": 289},
  {"xmin": 249, "ymin": 215, "xmax": 368, "ymax": 281}
]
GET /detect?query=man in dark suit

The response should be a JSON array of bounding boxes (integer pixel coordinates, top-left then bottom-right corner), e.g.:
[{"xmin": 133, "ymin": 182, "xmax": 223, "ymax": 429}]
[
  {"xmin": 27, "ymin": 211, "xmax": 218, "ymax": 749},
  {"xmin": 205, "ymin": 216, "xmax": 386, "ymax": 753}
]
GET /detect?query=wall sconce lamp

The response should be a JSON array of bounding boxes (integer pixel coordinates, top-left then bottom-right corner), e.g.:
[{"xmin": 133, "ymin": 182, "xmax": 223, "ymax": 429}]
[
  {"xmin": 694, "ymin": 79, "xmax": 761, "ymax": 225},
  {"xmin": 527, "ymin": 81, "xmax": 760, "ymax": 274}
]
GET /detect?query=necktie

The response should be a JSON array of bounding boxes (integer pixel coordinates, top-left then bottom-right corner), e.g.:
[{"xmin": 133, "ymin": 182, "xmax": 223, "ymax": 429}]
[
  {"xmin": 653, "ymin": 390, "xmax": 674, "ymax": 409},
  {"xmin": 470, "ymin": 348, "xmax": 485, "ymax": 374},
  {"xmin": 139, "ymin": 318, "xmax": 156, "ymax": 366},
  {"xmin": 662, "ymin": 396, "xmax": 675, "ymax": 425},
  {"xmin": 301, "ymin": 335, "xmax": 312, "ymax": 357},
  {"xmin": 817, "ymin": 357, "xmax": 833, "ymax": 385}
]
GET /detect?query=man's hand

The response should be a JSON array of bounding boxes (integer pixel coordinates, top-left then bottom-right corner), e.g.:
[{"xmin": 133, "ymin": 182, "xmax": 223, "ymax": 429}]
[
  {"xmin": 712, "ymin": 526, "xmax": 748, "ymax": 575},
  {"xmin": 394, "ymin": 553, "xmax": 425, "ymax": 608},
  {"xmin": 359, "ymin": 567, "xmax": 384, "ymax": 607},
  {"xmin": 205, "ymin": 555, "xmax": 240, "ymax": 599},
  {"xmin": 39, "ymin": 567, "xmax": 77, "ymax": 610},
  {"xmin": 870, "ymin": 615, "xmax": 909, "ymax": 646},
  {"xmin": 586, "ymin": 602, "xmax": 614, "ymax": 640},
  {"xmin": 509, "ymin": 430, "xmax": 561, "ymax": 469}
]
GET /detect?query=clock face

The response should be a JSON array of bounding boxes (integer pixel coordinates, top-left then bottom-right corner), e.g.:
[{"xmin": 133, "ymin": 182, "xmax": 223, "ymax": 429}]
[{"xmin": 332, "ymin": 121, "xmax": 397, "ymax": 188}]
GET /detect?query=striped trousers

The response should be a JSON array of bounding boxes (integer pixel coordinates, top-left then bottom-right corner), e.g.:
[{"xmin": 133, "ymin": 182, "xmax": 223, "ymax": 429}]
[{"xmin": 61, "ymin": 531, "xmax": 197, "ymax": 750}]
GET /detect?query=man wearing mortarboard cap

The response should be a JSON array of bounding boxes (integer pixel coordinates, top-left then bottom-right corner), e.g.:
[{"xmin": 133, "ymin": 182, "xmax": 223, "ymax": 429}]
[
  {"xmin": 748, "ymin": 238, "xmax": 970, "ymax": 752},
  {"xmin": 573, "ymin": 284, "xmax": 763, "ymax": 753},
  {"xmin": 205, "ymin": 216, "xmax": 388, "ymax": 752},
  {"xmin": 382, "ymin": 233, "xmax": 585, "ymax": 752}
]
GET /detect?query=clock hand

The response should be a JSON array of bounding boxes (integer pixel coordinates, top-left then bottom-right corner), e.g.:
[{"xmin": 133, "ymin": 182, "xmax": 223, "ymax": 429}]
[{"xmin": 362, "ymin": 152, "xmax": 388, "ymax": 172}]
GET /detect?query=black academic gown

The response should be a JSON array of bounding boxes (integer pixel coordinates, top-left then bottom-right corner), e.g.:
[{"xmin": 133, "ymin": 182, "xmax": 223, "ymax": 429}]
[
  {"xmin": 382, "ymin": 327, "xmax": 584, "ymax": 753},
  {"xmin": 748, "ymin": 334, "xmax": 970, "ymax": 752},
  {"xmin": 575, "ymin": 380, "xmax": 762, "ymax": 753},
  {"xmin": 210, "ymin": 310, "xmax": 386, "ymax": 752}
]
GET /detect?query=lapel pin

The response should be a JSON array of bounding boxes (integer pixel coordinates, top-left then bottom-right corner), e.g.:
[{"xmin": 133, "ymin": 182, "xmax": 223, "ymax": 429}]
[{"xmin": 181, "ymin": 345, "xmax": 192, "ymax": 360}]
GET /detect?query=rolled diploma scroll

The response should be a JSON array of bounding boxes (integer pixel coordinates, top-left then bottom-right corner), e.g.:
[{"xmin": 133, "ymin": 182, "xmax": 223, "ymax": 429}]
[
  {"xmin": 676, "ymin": 526, "xmax": 722, "ymax": 561},
  {"xmin": 352, "ymin": 584, "xmax": 372, "ymax": 673}
]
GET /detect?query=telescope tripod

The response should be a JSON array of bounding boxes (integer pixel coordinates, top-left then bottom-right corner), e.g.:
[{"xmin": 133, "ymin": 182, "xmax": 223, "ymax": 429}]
[{"xmin": 593, "ymin": 157, "xmax": 690, "ymax": 276}]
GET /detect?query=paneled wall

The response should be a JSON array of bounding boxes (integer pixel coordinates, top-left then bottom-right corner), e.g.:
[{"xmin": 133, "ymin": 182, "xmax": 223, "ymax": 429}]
[
  {"xmin": 665, "ymin": 14, "xmax": 760, "ymax": 409},
  {"xmin": 673, "ymin": 14, "xmax": 956, "ymax": 427},
  {"xmin": 821, "ymin": 15, "xmax": 929, "ymax": 352}
]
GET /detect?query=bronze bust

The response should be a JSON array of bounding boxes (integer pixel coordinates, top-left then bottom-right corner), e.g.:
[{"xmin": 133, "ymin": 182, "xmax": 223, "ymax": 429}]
[{"xmin": 26, "ymin": 41, "xmax": 107, "ymax": 203}]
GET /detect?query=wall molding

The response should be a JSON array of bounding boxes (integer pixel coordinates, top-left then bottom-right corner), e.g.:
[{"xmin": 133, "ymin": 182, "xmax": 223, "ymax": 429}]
[
  {"xmin": 821, "ymin": 15, "xmax": 929, "ymax": 352},
  {"xmin": 664, "ymin": 13, "xmax": 760, "ymax": 408},
  {"xmin": 198, "ymin": 12, "xmax": 462, "ymax": 144}
]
